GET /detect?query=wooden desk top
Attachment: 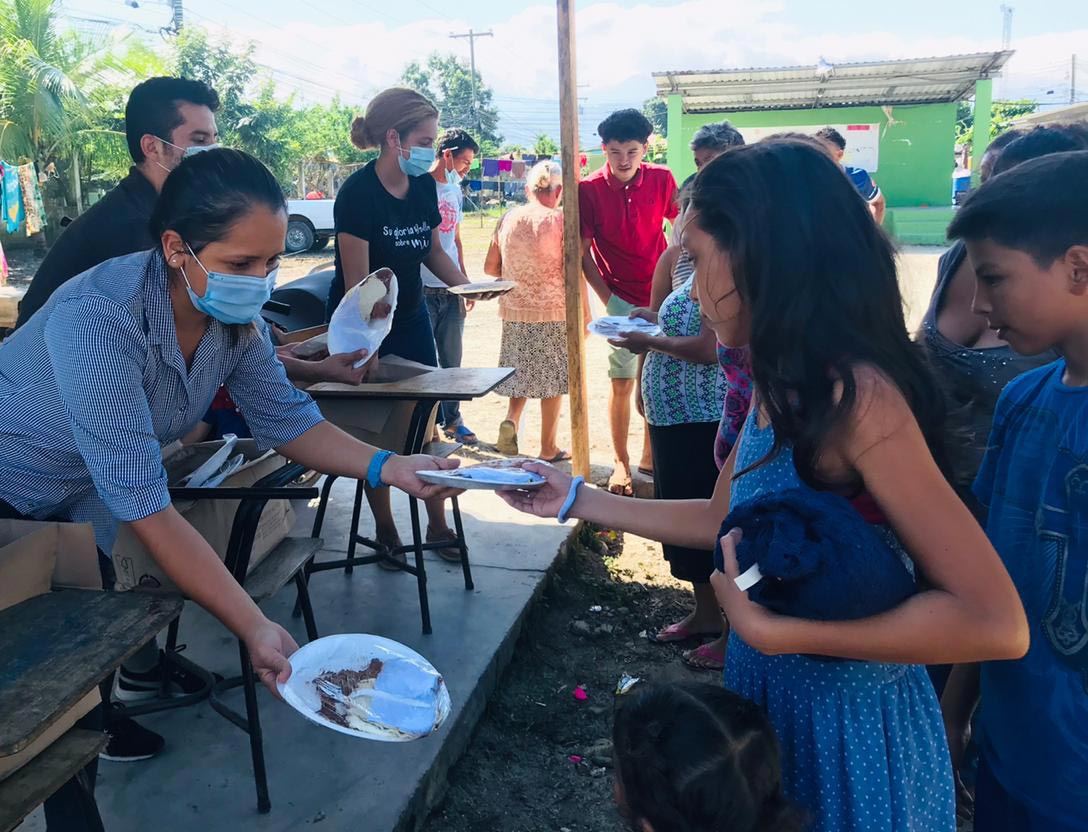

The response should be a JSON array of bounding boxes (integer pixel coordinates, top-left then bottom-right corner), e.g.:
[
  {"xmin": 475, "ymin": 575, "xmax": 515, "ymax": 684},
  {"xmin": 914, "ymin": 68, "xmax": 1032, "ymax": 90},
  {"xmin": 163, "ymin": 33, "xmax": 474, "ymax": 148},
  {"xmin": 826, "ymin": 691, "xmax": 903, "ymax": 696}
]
[
  {"xmin": 307, "ymin": 366, "xmax": 514, "ymax": 401},
  {"xmin": 0, "ymin": 590, "xmax": 183, "ymax": 756}
]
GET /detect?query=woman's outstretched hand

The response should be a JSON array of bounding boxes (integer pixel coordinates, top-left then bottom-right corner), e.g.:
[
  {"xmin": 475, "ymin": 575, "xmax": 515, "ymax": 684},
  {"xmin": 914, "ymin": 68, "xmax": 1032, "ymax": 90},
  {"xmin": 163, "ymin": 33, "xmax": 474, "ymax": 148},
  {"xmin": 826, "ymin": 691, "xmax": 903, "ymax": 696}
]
[
  {"xmin": 496, "ymin": 461, "xmax": 573, "ymax": 519},
  {"xmin": 245, "ymin": 620, "xmax": 299, "ymax": 696},
  {"xmin": 380, "ymin": 454, "xmax": 465, "ymax": 500}
]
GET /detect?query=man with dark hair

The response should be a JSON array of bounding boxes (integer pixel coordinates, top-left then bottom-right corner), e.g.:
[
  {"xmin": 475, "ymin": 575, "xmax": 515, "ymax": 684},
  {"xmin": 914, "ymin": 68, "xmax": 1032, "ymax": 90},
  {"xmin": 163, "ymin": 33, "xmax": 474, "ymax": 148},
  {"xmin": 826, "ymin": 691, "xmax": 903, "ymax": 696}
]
[
  {"xmin": 990, "ymin": 124, "xmax": 1088, "ymax": 178},
  {"xmin": 978, "ymin": 127, "xmax": 1025, "ymax": 183},
  {"xmin": 579, "ymin": 108, "xmax": 678, "ymax": 495},
  {"xmin": 814, "ymin": 126, "xmax": 886, "ymax": 223},
  {"xmin": 15, "ymin": 77, "xmax": 220, "ymax": 327},
  {"xmin": 422, "ymin": 127, "xmax": 480, "ymax": 450}
]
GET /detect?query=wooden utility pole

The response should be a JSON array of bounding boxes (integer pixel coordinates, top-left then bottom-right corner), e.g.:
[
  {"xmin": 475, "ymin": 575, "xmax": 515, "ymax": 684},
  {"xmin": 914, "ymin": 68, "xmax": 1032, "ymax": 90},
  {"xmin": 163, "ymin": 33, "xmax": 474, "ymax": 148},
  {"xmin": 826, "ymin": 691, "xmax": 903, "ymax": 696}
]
[{"xmin": 556, "ymin": 0, "xmax": 590, "ymax": 478}]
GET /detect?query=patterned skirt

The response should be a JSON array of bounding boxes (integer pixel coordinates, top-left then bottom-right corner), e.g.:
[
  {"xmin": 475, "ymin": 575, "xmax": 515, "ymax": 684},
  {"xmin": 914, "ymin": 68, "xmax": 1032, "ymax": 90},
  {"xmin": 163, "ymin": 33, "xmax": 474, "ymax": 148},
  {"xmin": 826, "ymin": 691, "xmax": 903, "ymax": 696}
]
[{"xmin": 495, "ymin": 320, "xmax": 569, "ymax": 399}]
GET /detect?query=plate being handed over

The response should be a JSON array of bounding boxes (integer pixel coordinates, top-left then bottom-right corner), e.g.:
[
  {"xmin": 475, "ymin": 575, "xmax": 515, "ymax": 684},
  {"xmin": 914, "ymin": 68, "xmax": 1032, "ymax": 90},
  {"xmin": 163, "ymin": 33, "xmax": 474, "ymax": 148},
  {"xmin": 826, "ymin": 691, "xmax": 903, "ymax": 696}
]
[
  {"xmin": 447, "ymin": 280, "xmax": 516, "ymax": 301},
  {"xmin": 415, "ymin": 457, "xmax": 546, "ymax": 491}
]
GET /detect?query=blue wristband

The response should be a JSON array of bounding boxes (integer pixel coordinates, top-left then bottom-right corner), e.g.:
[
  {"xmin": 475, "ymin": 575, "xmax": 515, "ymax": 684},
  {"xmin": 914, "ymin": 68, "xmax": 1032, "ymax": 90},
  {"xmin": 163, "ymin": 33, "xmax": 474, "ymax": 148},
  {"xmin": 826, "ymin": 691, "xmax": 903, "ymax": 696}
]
[
  {"xmin": 557, "ymin": 476, "xmax": 585, "ymax": 524},
  {"xmin": 367, "ymin": 450, "xmax": 396, "ymax": 489}
]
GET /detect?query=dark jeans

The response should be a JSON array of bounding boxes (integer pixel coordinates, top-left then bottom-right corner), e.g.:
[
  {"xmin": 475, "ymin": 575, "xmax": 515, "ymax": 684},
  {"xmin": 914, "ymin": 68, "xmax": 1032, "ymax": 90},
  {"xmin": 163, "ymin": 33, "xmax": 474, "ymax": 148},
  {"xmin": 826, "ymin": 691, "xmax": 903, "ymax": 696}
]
[
  {"xmin": 423, "ymin": 288, "xmax": 466, "ymax": 427},
  {"xmin": 0, "ymin": 498, "xmax": 112, "ymax": 831}
]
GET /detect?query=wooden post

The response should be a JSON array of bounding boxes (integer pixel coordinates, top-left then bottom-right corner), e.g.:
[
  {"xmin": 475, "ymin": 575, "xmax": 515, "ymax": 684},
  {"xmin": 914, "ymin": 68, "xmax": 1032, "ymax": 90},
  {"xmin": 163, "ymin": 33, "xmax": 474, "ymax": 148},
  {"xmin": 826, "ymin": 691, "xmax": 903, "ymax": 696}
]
[{"xmin": 556, "ymin": 0, "xmax": 590, "ymax": 478}]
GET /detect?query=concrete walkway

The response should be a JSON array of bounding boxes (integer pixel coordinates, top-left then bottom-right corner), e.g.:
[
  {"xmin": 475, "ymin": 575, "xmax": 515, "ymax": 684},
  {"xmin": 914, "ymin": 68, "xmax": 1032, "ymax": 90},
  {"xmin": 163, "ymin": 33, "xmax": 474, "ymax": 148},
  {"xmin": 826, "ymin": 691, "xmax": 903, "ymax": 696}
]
[{"xmin": 25, "ymin": 477, "xmax": 572, "ymax": 832}]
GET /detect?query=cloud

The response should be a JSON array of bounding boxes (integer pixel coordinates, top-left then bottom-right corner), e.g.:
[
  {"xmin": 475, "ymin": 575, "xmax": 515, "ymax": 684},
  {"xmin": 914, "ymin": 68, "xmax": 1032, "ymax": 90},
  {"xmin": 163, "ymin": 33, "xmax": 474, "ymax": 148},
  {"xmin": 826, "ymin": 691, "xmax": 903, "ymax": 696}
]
[{"xmin": 205, "ymin": 0, "xmax": 1083, "ymax": 140}]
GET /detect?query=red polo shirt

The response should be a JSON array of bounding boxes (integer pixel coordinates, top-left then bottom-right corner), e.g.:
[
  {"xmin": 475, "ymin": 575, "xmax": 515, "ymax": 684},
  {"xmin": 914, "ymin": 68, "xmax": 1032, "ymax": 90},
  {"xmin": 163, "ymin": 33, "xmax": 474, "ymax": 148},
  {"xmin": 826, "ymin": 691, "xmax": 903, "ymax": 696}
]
[{"xmin": 578, "ymin": 162, "xmax": 678, "ymax": 307}]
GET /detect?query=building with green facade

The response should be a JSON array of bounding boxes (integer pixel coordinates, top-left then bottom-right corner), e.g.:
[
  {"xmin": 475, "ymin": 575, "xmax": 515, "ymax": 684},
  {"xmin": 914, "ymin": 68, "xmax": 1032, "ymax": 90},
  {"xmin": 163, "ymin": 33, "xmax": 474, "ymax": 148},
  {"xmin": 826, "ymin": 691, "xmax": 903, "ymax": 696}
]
[{"xmin": 653, "ymin": 52, "xmax": 1012, "ymax": 244}]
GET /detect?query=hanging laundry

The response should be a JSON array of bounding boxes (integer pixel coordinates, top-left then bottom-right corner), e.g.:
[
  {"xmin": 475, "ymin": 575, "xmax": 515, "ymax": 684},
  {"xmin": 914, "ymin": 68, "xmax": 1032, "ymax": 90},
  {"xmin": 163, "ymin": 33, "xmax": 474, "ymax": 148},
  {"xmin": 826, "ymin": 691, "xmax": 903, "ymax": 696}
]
[
  {"xmin": 498, "ymin": 159, "xmax": 513, "ymax": 173},
  {"xmin": 468, "ymin": 179, "xmax": 483, "ymax": 192},
  {"xmin": 482, "ymin": 159, "xmax": 500, "ymax": 177},
  {"xmin": 17, "ymin": 164, "xmax": 45, "ymax": 236},
  {"xmin": 0, "ymin": 237, "xmax": 8, "ymax": 286},
  {"xmin": 511, "ymin": 160, "xmax": 527, "ymax": 179},
  {"xmin": 0, "ymin": 161, "xmax": 24, "ymax": 235},
  {"xmin": 523, "ymin": 154, "xmax": 537, "ymax": 165}
]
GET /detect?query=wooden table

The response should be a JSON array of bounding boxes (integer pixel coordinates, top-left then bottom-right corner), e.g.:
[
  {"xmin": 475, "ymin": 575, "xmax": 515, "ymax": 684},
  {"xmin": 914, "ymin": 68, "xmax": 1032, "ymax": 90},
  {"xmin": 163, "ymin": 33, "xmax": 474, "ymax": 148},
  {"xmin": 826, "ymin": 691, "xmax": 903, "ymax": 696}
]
[
  {"xmin": 303, "ymin": 366, "xmax": 515, "ymax": 633},
  {"xmin": 0, "ymin": 589, "xmax": 183, "ymax": 831}
]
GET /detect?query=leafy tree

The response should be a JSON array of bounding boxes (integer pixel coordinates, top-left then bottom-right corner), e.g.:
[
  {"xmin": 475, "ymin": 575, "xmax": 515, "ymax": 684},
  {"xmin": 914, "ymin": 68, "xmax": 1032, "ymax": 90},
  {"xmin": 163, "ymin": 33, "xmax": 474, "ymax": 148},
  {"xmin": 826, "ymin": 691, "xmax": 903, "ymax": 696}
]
[
  {"xmin": 0, "ymin": 0, "xmax": 156, "ymax": 227},
  {"xmin": 955, "ymin": 99, "xmax": 1038, "ymax": 146},
  {"xmin": 643, "ymin": 96, "xmax": 667, "ymax": 138},
  {"xmin": 533, "ymin": 133, "xmax": 559, "ymax": 157},
  {"xmin": 398, "ymin": 52, "xmax": 502, "ymax": 145}
]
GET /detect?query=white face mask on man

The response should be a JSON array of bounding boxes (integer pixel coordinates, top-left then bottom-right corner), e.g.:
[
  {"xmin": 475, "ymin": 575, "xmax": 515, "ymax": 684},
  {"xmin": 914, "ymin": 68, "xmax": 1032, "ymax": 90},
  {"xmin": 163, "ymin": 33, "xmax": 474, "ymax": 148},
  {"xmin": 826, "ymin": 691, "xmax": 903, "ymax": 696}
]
[{"xmin": 153, "ymin": 137, "xmax": 221, "ymax": 173}]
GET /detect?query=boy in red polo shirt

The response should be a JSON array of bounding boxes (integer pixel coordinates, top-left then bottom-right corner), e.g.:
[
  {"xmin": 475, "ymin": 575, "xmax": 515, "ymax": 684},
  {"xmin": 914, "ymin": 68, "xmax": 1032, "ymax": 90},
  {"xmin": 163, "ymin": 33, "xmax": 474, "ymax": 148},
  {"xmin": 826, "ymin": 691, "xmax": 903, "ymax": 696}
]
[{"xmin": 579, "ymin": 109, "xmax": 678, "ymax": 494}]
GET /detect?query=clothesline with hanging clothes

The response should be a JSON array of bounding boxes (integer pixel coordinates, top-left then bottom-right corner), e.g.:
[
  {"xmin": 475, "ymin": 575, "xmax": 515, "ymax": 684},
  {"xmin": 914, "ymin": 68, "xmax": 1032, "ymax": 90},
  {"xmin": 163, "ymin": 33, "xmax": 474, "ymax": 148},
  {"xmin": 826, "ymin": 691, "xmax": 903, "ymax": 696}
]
[
  {"xmin": 0, "ymin": 160, "xmax": 47, "ymax": 238},
  {"xmin": 465, "ymin": 153, "xmax": 590, "ymax": 194}
]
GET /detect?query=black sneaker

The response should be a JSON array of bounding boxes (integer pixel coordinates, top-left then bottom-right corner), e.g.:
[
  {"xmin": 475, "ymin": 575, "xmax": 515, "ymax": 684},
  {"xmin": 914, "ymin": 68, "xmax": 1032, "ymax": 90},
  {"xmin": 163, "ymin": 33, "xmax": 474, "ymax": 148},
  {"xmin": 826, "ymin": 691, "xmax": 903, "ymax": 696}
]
[
  {"xmin": 100, "ymin": 708, "xmax": 165, "ymax": 762},
  {"xmin": 115, "ymin": 649, "xmax": 209, "ymax": 702}
]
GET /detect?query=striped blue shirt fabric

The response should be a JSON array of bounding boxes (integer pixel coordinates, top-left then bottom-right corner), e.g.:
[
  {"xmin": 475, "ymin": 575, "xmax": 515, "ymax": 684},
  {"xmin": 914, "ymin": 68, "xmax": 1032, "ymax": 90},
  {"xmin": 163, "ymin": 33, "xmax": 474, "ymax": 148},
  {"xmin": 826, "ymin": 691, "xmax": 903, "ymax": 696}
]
[{"xmin": 0, "ymin": 249, "xmax": 323, "ymax": 552}]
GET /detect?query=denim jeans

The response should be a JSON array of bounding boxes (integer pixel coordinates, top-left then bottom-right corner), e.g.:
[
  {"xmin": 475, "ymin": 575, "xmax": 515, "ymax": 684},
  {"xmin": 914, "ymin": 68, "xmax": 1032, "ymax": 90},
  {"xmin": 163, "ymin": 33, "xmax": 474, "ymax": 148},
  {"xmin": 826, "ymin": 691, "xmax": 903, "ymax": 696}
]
[{"xmin": 424, "ymin": 288, "xmax": 466, "ymax": 427}]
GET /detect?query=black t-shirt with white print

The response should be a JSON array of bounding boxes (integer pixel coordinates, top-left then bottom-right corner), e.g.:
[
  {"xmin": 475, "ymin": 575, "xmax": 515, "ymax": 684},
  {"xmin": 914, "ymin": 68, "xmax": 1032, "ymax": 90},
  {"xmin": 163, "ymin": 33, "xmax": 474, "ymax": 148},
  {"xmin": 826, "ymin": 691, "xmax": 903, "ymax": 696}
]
[{"xmin": 328, "ymin": 160, "xmax": 441, "ymax": 319}]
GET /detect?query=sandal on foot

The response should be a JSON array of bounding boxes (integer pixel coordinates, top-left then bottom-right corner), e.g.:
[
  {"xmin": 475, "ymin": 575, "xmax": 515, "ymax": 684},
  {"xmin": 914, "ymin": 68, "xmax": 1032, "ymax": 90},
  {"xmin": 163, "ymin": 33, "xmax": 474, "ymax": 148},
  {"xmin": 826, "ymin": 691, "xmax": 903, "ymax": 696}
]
[
  {"xmin": 375, "ymin": 533, "xmax": 406, "ymax": 571},
  {"xmin": 637, "ymin": 466, "xmax": 654, "ymax": 477},
  {"xmin": 444, "ymin": 424, "xmax": 478, "ymax": 445},
  {"xmin": 427, "ymin": 527, "xmax": 465, "ymax": 563},
  {"xmin": 496, "ymin": 420, "xmax": 519, "ymax": 455},
  {"xmin": 681, "ymin": 643, "xmax": 726, "ymax": 672},
  {"xmin": 647, "ymin": 621, "xmax": 722, "ymax": 644},
  {"xmin": 542, "ymin": 450, "xmax": 571, "ymax": 463}
]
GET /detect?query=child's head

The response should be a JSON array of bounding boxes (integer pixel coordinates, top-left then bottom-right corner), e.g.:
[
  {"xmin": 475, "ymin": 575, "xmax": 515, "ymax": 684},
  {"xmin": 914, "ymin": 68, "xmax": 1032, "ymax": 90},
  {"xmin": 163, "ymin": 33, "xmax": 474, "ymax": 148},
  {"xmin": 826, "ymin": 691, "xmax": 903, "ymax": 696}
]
[
  {"xmin": 598, "ymin": 109, "xmax": 653, "ymax": 183},
  {"xmin": 990, "ymin": 125, "xmax": 1088, "ymax": 178},
  {"xmin": 683, "ymin": 138, "xmax": 944, "ymax": 484},
  {"xmin": 613, "ymin": 683, "xmax": 802, "ymax": 832},
  {"xmin": 948, "ymin": 150, "xmax": 1088, "ymax": 357}
]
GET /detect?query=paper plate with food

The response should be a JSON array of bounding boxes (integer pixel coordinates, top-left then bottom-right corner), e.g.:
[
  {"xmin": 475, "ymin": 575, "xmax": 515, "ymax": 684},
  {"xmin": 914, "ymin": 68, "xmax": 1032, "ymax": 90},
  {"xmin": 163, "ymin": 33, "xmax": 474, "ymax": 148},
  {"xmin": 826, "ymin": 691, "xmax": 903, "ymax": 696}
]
[
  {"xmin": 279, "ymin": 633, "xmax": 451, "ymax": 742},
  {"xmin": 415, "ymin": 458, "xmax": 547, "ymax": 491},
  {"xmin": 327, "ymin": 268, "xmax": 398, "ymax": 367},
  {"xmin": 447, "ymin": 280, "xmax": 515, "ymax": 300},
  {"xmin": 587, "ymin": 315, "xmax": 661, "ymax": 339}
]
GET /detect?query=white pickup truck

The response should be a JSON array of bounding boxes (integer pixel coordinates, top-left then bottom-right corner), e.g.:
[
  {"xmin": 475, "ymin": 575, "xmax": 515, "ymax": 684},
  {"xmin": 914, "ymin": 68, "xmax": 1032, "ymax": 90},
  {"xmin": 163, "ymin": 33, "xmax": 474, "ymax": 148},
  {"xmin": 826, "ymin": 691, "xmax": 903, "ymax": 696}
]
[{"xmin": 285, "ymin": 198, "xmax": 335, "ymax": 253}]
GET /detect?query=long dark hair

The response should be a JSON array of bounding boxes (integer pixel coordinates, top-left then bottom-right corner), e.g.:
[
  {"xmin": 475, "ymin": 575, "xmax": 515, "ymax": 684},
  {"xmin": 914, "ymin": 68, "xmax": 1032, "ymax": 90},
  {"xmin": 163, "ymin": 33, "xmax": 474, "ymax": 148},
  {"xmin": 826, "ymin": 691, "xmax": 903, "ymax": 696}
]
[
  {"xmin": 689, "ymin": 139, "xmax": 946, "ymax": 487},
  {"xmin": 613, "ymin": 683, "xmax": 804, "ymax": 832},
  {"xmin": 149, "ymin": 147, "xmax": 286, "ymax": 253}
]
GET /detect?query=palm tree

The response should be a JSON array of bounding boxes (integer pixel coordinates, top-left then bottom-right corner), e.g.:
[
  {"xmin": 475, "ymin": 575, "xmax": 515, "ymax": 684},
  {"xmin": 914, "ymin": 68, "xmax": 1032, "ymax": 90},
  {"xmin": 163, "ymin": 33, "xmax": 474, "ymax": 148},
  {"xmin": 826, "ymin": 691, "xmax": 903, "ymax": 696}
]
[{"xmin": 0, "ymin": 0, "xmax": 150, "ymax": 220}]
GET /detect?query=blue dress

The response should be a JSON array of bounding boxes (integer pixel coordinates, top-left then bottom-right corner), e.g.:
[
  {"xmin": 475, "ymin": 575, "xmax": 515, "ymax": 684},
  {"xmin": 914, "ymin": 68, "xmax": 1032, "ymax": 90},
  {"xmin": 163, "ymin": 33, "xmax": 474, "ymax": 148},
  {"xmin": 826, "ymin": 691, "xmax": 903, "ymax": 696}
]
[{"xmin": 725, "ymin": 409, "xmax": 955, "ymax": 832}]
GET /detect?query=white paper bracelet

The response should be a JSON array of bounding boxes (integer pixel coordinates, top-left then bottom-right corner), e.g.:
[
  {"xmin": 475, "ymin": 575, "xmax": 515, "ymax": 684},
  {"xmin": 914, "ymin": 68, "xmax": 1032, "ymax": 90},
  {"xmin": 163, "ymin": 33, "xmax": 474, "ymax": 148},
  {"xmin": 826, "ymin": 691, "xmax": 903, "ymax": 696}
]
[{"xmin": 734, "ymin": 562, "xmax": 764, "ymax": 592}]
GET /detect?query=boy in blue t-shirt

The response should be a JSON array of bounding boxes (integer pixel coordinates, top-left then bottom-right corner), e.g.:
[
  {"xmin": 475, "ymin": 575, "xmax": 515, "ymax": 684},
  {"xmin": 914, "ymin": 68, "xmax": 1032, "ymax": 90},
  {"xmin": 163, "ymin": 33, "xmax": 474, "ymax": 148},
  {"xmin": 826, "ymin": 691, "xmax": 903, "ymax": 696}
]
[{"xmin": 942, "ymin": 150, "xmax": 1088, "ymax": 831}]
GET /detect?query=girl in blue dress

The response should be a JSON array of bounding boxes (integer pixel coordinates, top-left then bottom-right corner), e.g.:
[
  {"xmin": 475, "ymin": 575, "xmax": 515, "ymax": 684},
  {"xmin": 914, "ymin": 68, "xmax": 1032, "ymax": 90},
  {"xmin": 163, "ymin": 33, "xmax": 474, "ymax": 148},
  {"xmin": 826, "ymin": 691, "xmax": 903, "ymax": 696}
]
[{"xmin": 502, "ymin": 138, "xmax": 1029, "ymax": 832}]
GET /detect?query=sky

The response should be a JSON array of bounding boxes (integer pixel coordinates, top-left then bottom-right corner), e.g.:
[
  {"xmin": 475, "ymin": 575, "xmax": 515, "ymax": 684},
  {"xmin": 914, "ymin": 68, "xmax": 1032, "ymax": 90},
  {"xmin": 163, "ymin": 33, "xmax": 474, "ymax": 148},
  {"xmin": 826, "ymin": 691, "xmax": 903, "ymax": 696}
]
[{"xmin": 63, "ymin": 0, "xmax": 1088, "ymax": 146}]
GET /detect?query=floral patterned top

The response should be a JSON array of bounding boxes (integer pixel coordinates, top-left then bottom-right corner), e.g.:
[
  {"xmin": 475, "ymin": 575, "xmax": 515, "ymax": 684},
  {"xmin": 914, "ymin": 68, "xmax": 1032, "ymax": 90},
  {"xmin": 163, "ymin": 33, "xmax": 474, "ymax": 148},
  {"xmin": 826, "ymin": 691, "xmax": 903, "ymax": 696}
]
[
  {"xmin": 495, "ymin": 202, "xmax": 567, "ymax": 324},
  {"xmin": 641, "ymin": 276, "xmax": 727, "ymax": 427},
  {"xmin": 715, "ymin": 344, "xmax": 753, "ymax": 469}
]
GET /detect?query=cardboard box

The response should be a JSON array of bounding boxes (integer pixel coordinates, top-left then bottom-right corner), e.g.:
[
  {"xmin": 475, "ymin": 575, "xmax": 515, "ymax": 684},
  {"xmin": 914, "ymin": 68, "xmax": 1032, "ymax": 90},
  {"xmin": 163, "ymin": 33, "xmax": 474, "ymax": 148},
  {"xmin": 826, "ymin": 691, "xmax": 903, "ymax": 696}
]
[
  {"xmin": 112, "ymin": 440, "xmax": 297, "ymax": 592},
  {"xmin": 306, "ymin": 355, "xmax": 439, "ymax": 452},
  {"xmin": 0, "ymin": 520, "xmax": 102, "ymax": 781}
]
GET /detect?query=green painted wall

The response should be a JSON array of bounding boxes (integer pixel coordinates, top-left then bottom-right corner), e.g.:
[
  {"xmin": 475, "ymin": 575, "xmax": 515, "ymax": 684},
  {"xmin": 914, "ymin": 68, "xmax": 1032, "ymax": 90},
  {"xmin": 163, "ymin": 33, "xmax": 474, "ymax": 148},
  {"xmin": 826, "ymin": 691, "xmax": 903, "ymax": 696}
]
[{"xmin": 667, "ymin": 99, "xmax": 958, "ymax": 208}]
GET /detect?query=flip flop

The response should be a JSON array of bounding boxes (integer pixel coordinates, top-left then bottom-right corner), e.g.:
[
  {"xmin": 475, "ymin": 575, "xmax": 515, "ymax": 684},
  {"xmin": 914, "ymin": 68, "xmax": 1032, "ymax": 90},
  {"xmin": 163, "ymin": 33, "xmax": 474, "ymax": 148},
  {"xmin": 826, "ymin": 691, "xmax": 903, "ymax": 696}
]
[
  {"xmin": 681, "ymin": 642, "xmax": 726, "ymax": 672},
  {"xmin": 444, "ymin": 424, "xmax": 479, "ymax": 445},
  {"xmin": 496, "ymin": 420, "xmax": 519, "ymax": 456},
  {"xmin": 647, "ymin": 622, "xmax": 721, "ymax": 644},
  {"xmin": 637, "ymin": 466, "xmax": 654, "ymax": 477},
  {"xmin": 543, "ymin": 450, "xmax": 572, "ymax": 463}
]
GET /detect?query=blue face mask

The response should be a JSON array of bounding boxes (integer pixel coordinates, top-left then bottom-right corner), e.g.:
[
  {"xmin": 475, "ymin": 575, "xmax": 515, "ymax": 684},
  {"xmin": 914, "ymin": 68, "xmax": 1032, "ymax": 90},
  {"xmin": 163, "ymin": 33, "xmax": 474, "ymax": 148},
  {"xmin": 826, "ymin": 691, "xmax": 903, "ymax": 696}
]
[
  {"xmin": 446, "ymin": 166, "xmax": 463, "ymax": 187},
  {"xmin": 180, "ymin": 244, "xmax": 277, "ymax": 325},
  {"xmin": 397, "ymin": 143, "xmax": 436, "ymax": 177}
]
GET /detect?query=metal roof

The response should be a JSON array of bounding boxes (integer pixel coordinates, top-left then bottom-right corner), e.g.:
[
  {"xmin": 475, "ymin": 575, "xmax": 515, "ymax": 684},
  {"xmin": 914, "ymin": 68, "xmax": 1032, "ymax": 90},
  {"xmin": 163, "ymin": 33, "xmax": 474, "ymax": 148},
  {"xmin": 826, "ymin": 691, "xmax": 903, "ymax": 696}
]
[
  {"xmin": 1014, "ymin": 101, "xmax": 1088, "ymax": 126},
  {"xmin": 653, "ymin": 51, "xmax": 1013, "ymax": 113}
]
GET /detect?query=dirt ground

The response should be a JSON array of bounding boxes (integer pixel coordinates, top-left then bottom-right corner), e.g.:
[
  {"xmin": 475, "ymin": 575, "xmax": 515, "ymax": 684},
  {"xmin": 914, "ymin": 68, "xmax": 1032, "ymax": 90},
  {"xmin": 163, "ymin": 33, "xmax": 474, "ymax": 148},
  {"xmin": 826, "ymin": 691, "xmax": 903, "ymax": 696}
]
[{"xmin": 2, "ymin": 221, "xmax": 946, "ymax": 832}]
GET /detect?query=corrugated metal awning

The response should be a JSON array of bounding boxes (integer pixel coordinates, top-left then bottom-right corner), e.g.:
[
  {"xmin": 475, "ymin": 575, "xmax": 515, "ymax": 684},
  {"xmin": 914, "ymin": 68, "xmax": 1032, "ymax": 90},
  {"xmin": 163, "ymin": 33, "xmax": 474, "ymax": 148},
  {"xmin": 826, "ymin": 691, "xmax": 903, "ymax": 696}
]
[{"xmin": 654, "ymin": 52, "xmax": 1013, "ymax": 112}]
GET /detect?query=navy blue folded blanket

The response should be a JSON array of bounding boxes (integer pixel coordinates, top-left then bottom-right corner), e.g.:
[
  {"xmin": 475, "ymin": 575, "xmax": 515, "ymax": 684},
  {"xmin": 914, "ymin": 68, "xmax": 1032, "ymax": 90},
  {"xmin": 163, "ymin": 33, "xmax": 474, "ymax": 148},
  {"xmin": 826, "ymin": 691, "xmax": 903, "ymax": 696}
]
[{"xmin": 714, "ymin": 488, "xmax": 916, "ymax": 621}]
